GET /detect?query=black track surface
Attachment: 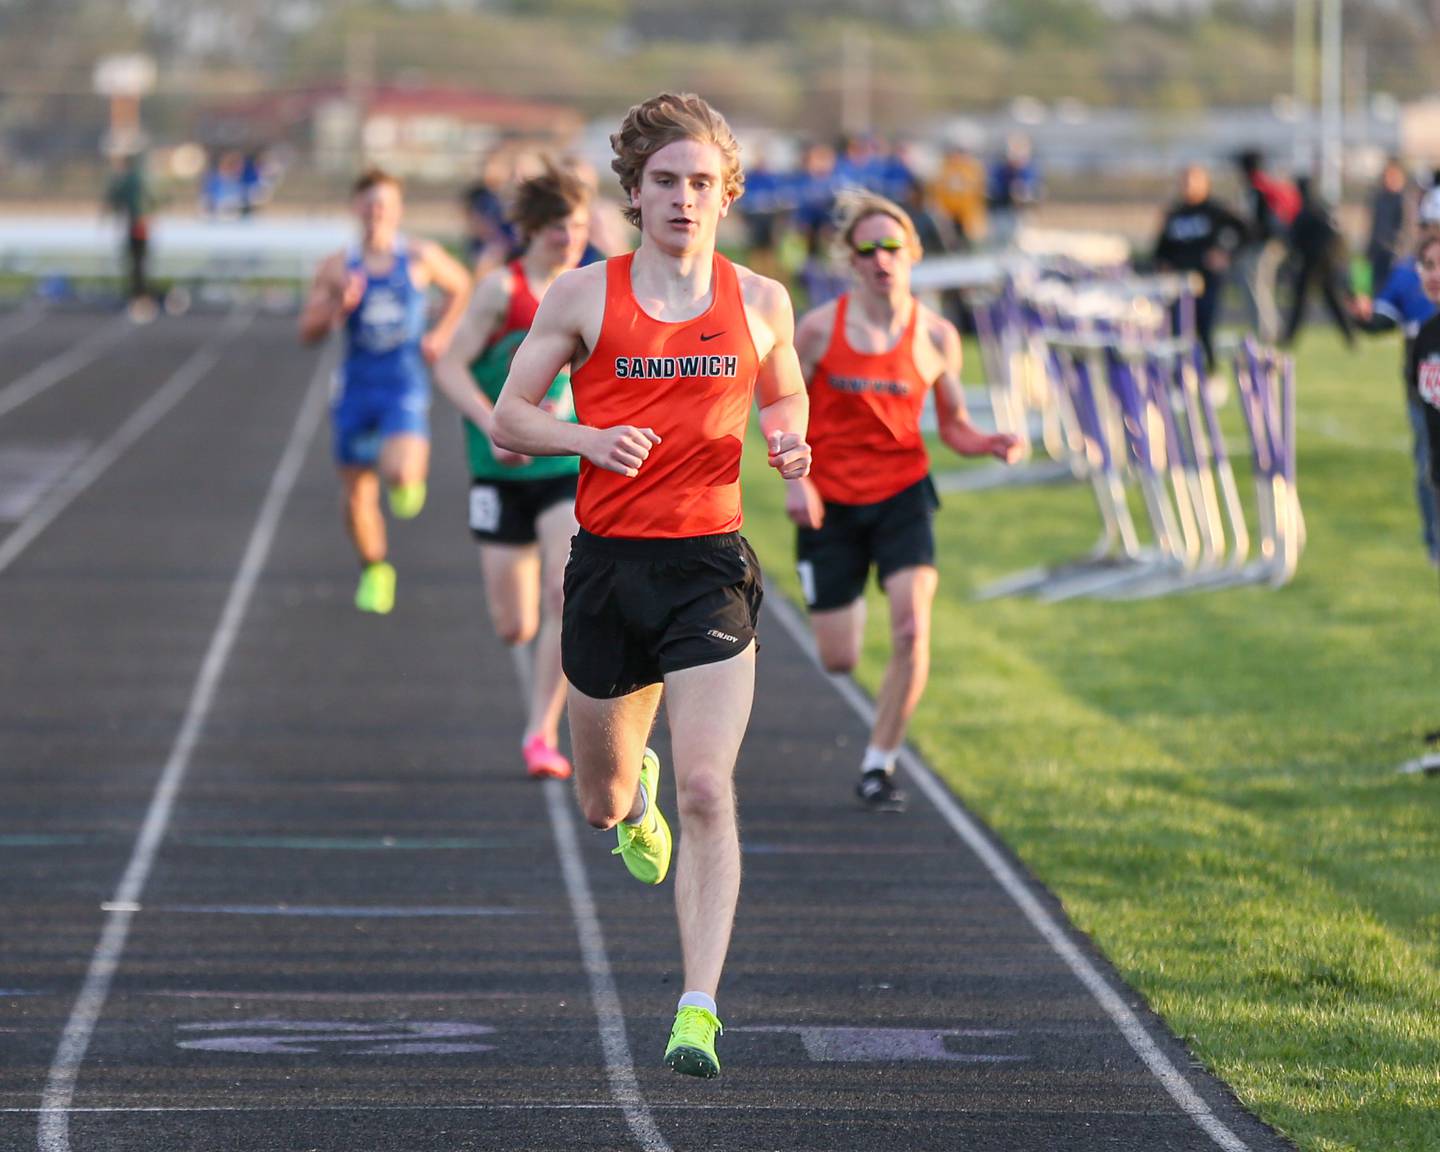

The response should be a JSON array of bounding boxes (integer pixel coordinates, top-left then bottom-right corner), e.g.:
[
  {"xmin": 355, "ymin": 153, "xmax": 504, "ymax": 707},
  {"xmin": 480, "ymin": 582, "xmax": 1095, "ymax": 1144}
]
[{"xmin": 0, "ymin": 309, "xmax": 1294, "ymax": 1152}]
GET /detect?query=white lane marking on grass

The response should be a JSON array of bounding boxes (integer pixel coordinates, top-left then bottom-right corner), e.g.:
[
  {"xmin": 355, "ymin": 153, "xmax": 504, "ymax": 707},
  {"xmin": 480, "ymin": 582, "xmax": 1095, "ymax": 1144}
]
[
  {"xmin": 36, "ymin": 343, "xmax": 332, "ymax": 1152},
  {"xmin": 0, "ymin": 315, "xmax": 128, "ymax": 420},
  {"xmin": 543, "ymin": 778, "xmax": 672, "ymax": 1152},
  {"xmin": 765, "ymin": 594, "xmax": 1255, "ymax": 1152},
  {"xmin": 0, "ymin": 310, "xmax": 255, "ymax": 576}
]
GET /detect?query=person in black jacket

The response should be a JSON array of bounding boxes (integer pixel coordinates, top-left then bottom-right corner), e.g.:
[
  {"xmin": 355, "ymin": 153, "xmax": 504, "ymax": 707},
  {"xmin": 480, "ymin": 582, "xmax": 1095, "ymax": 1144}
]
[
  {"xmin": 1282, "ymin": 175, "xmax": 1356, "ymax": 348},
  {"xmin": 1154, "ymin": 164, "xmax": 1247, "ymax": 372},
  {"xmin": 1367, "ymin": 157, "xmax": 1410, "ymax": 294}
]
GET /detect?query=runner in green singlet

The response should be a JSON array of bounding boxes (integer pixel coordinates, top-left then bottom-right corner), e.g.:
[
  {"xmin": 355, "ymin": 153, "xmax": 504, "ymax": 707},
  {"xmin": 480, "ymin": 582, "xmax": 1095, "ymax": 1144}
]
[{"xmin": 433, "ymin": 162, "xmax": 591, "ymax": 778}]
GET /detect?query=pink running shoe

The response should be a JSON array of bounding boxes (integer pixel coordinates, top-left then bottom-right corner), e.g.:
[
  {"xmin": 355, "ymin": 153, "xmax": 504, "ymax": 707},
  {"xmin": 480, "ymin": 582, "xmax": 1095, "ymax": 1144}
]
[{"xmin": 522, "ymin": 735, "xmax": 572, "ymax": 780}]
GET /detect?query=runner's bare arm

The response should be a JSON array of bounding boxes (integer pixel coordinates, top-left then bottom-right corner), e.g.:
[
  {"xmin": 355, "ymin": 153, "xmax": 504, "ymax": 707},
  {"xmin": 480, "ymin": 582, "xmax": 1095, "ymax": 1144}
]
[
  {"xmin": 416, "ymin": 240, "xmax": 473, "ymax": 363},
  {"xmin": 297, "ymin": 254, "xmax": 354, "ymax": 344},
  {"xmin": 432, "ymin": 271, "xmax": 510, "ymax": 431},
  {"xmin": 932, "ymin": 316, "xmax": 1020, "ymax": 463},
  {"xmin": 750, "ymin": 277, "xmax": 811, "ymax": 481},
  {"xmin": 492, "ymin": 269, "xmax": 661, "ymax": 476},
  {"xmin": 782, "ymin": 303, "xmax": 833, "ymax": 527}
]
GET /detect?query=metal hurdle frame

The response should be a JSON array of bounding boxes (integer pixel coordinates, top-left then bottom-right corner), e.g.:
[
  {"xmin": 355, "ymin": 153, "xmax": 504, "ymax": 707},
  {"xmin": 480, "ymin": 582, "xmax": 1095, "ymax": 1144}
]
[
  {"xmin": 975, "ymin": 272, "xmax": 1193, "ymax": 601},
  {"xmin": 1032, "ymin": 330, "xmax": 1192, "ymax": 601},
  {"xmin": 973, "ymin": 263, "xmax": 1308, "ymax": 602},
  {"xmin": 975, "ymin": 319, "xmax": 1153, "ymax": 600},
  {"xmin": 1234, "ymin": 338, "xmax": 1303, "ymax": 587}
]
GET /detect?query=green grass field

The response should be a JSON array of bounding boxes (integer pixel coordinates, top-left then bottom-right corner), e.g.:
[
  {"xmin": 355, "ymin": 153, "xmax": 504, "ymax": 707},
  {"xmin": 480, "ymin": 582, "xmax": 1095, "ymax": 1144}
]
[{"xmin": 740, "ymin": 326, "xmax": 1440, "ymax": 1152}]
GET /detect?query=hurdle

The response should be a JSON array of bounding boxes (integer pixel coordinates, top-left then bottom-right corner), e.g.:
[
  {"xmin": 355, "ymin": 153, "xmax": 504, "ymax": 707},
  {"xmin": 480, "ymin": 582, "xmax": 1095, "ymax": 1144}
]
[
  {"xmin": 975, "ymin": 322, "xmax": 1154, "ymax": 600},
  {"xmin": 1230, "ymin": 338, "xmax": 1303, "ymax": 588},
  {"xmin": 1030, "ymin": 331, "xmax": 1193, "ymax": 602}
]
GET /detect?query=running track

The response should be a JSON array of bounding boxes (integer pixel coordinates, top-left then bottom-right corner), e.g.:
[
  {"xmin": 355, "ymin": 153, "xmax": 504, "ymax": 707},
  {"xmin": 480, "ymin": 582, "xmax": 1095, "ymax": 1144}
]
[{"xmin": 0, "ymin": 307, "xmax": 1295, "ymax": 1151}]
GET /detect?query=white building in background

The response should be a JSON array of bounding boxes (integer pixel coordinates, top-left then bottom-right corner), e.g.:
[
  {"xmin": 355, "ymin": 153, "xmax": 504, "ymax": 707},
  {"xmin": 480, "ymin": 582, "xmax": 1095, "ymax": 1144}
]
[{"xmin": 932, "ymin": 98, "xmax": 1407, "ymax": 184}]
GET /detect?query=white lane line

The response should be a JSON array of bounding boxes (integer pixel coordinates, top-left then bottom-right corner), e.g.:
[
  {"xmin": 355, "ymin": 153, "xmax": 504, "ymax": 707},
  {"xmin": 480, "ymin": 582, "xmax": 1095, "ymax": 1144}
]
[
  {"xmin": 0, "ymin": 305, "xmax": 47, "ymax": 345},
  {"xmin": 0, "ymin": 315, "xmax": 129, "ymax": 421},
  {"xmin": 765, "ymin": 595, "xmax": 1255, "ymax": 1152},
  {"xmin": 21, "ymin": 1104, "xmax": 839, "ymax": 1114},
  {"xmin": 7, "ymin": 1103, "xmax": 1175, "ymax": 1117},
  {"xmin": 543, "ymin": 779, "xmax": 672, "ymax": 1152},
  {"xmin": 0, "ymin": 311, "xmax": 254, "ymax": 576},
  {"xmin": 36, "ymin": 344, "xmax": 333, "ymax": 1152}
]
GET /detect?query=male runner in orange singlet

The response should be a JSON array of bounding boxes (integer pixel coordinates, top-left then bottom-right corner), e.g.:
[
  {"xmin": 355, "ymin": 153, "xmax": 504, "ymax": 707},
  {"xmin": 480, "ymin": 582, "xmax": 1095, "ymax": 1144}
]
[
  {"xmin": 790, "ymin": 192, "xmax": 1018, "ymax": 812},
  {"xmin": 492, "ymin": 92, "xmax": 810, "ymax": 1078}
]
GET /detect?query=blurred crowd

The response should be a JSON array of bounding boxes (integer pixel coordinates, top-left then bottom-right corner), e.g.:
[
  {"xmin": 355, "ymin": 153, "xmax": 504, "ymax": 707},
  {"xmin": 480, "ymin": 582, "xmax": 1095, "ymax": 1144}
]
[{"xmin": 458, "ymin": 133, "xmax": 1043, "ymax": 311}]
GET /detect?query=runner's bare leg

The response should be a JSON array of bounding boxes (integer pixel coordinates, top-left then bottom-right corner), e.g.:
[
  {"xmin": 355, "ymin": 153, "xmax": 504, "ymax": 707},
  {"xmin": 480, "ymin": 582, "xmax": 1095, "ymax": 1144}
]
[{"xmin": 663, "ymin": 643, "xmax": 756, "ymax": 997}]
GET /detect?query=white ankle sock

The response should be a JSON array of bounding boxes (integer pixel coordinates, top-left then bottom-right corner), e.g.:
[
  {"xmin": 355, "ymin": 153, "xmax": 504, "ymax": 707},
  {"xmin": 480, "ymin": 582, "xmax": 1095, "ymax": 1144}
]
[
  {"xmin": 678, "ymin": 991, "xmax": 717, "ymax": 1015},
  {"xmin": 622, "ymin": 781, "xmax": 649, "ymax": 827},
  {"xmin": 862, "ymin": 745, "xmax": 898, "ymax": 775}
]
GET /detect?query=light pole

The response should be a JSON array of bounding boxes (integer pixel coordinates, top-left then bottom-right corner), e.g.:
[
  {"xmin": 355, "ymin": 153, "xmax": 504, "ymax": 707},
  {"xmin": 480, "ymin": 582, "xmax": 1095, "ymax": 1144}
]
[{"xmin": 1319, "ymin": 0, "xmax": 1344, "ymax": 204}]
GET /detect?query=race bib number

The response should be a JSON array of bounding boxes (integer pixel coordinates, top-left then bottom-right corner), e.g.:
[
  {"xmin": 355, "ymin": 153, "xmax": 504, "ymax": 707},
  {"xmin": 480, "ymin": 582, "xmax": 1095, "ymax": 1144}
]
[
  {"xmin": 469, "ymin": 485, "xmax": 501, "ymax": 533},
  {"xmin": 796, "ymin": 560, "xmax": 817, "ymax": 608},
  {"xmin": 1420, "ymin": 357, "xmax": 1440, "ymax": 410}
]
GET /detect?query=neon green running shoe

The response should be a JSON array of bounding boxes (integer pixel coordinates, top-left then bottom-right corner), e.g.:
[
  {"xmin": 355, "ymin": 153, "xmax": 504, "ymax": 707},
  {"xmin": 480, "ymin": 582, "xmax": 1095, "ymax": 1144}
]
[
  {"xmin": 354, "ymin": 561, "xmax": 396, "ymax": 615},
  {"xmin": 665, "ymin": 1006, "xmax": 723, "ymax": 1078},
  {"xmin": 387, "ymin": 481, "xmax": 427, "ymax": 520},
  {"xmin": 612, "ymin": 747, "xmax": 671, "ymax": 885}
]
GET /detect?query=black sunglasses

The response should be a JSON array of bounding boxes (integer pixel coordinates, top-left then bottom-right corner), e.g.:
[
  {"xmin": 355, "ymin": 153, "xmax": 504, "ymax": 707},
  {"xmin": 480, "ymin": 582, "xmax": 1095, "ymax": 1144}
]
[{"xmin": 852, "ymin": 237, "xmax": 906, "ymax": 257}]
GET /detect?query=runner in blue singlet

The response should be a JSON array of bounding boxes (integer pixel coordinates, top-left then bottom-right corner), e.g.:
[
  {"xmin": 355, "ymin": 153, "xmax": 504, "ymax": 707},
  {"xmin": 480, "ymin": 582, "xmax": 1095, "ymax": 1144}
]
[{"xmin": 299, "ymin": 168, "xmax": 471, "ymax": 613}]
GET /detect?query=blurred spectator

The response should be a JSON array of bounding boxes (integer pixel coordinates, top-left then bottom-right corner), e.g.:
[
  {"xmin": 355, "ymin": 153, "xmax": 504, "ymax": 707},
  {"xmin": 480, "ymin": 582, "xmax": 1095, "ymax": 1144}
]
[
  {"xmin": 900, "ymin": 180, "xmax": 948, "ymax": 258},
  {"xmin": 873, "ymin": 139, "xmax": 922, "ymax": 205},
  {"xmin": 201, "ymin": 151, "xmax": 246, "ymax": 218},
  {"xmin": 1153, "ymin": 164, "xmax": 1247, "ymax": 372},
  {"xmin": 1234, "ymin": 148, "xmax": 1300, "ymax": 342},
  {"xmin": 833, "ymin": 133, "xmax": 878, "ymax": 191},
  {"xmin": 463, "ymin": 152, "xmax": 523, "ymax": 277},
  {"xmin": 791, "ymin": 142, "xmax": 838, "ymax": 251},
  {"xmin": 1366, "ymin": 157, "xmax": 1409, "ymax": 295},
  {"xmin": 1351, "ymin": 189, "xmax": 1440, "ymax": 564},
  {"xmin": 104, "ymin": 150, "xmax": 156, "ymax": 321},
  {"xmin": 1281, "ymin": 175, "xmax": 1354, "ymax": 348},
  {"xmin": 786, "ymin": 143, "xmax": 846, "ymax": 308},
  {"xmin": 240, "ymin": 150, "xmax": 271, "ymax": 217},
  {"xmin": 930, "ymin": 142, "xmax": 988, "ymax": 248},
  {"xmin": 738, "ymin": 147, "xmax": 785, "ymax": 280},
  {"xmin": 987, "ymin": 134, "xmax": 1041, "ymax": 249}
]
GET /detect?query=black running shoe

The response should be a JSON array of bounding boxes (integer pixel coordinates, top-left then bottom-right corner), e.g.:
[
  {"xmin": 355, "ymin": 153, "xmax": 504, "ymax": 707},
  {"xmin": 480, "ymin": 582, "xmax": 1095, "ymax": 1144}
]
[{"xmin": 856, "ymin": 769, "xmax": 906, "ymax": 812}]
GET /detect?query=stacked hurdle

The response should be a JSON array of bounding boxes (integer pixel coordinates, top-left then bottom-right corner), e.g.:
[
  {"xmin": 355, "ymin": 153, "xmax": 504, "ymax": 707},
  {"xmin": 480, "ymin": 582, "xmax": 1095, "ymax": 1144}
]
[{"xmin": 974, "ymin": 278, "xmax": 1303, "ymax": 601}]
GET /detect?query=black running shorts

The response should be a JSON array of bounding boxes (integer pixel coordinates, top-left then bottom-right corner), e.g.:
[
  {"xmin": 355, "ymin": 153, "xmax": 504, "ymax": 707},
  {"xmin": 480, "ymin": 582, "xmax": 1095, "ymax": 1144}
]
[
  {"xmin": 469, "ymin": 474, "xmax": 578, "ymax": 545},
  {"xmin": 561, "ymin": 530, "xmax": 764, "ymax": 699},
  {"xmin": 795, "ymin": 475, "xmax": 939, "ymax": 612}
]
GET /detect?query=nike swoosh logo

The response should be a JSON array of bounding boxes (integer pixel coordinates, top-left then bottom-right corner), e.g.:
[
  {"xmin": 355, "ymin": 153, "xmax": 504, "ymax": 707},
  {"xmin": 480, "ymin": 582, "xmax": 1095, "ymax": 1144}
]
[{"xmin": 699, "ymin": 331, "xmax": 726, "ymax": 342}]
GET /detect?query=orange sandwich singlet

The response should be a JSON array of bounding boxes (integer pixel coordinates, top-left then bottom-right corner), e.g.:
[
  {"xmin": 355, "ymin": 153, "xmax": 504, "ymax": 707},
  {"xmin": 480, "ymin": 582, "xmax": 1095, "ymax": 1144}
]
[
  {"xmin": 570, "ymin": 252, "xmax": 759, "ymax": 538},
  {"xmin": 807, "ymin": 294, "xmax": 932, "ymax": 506}
]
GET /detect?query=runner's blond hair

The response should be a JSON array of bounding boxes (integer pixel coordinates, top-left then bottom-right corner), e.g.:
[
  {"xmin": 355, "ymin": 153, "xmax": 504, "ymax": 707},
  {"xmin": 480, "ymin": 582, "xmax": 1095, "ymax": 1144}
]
[{"xmin": 610, "ymin": 92, "xmax": 744, "ymax": 227}]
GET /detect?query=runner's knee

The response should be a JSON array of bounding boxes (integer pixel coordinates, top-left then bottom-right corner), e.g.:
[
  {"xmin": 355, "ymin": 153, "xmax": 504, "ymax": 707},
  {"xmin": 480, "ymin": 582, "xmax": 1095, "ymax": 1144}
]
[
  {"xmin": 579, "ymin": 787, "xmax": 626, "ymax": 831},
  {"xmin": 892, "ymin": 612, "xmax": 923, "ymax": 656},
  {"xmin": 674, "ymin": 769, "xmax": 734, "ymax": 824},
  {"xmin": 541, "ymin": 572, "xmax": 565, "ymax": 619}
]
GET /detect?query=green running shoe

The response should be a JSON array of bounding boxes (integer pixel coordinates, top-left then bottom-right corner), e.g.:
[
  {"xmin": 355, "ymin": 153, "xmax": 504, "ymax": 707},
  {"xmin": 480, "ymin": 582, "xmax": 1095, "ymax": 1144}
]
[
  {"xmin": 665, "ymin": 1006, "xmax": 723, "ymax": 1078},
  {"xmin": 387, "ymin": 481, "xmax": 427, "ymax": 520},
  {"xmin": 612, "ymin": 747, "xmax": 671, "ymax": 885},
  {"xmin": 355, "ymin": 561, "xmax": 396, "ymax": 615}
]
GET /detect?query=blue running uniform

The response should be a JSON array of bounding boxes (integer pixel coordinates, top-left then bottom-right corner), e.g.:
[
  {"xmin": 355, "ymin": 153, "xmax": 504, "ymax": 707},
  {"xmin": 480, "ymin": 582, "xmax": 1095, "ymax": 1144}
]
[{"xmin": 331, "ymin": 244, "xmax": 430, "ymax": 466}]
